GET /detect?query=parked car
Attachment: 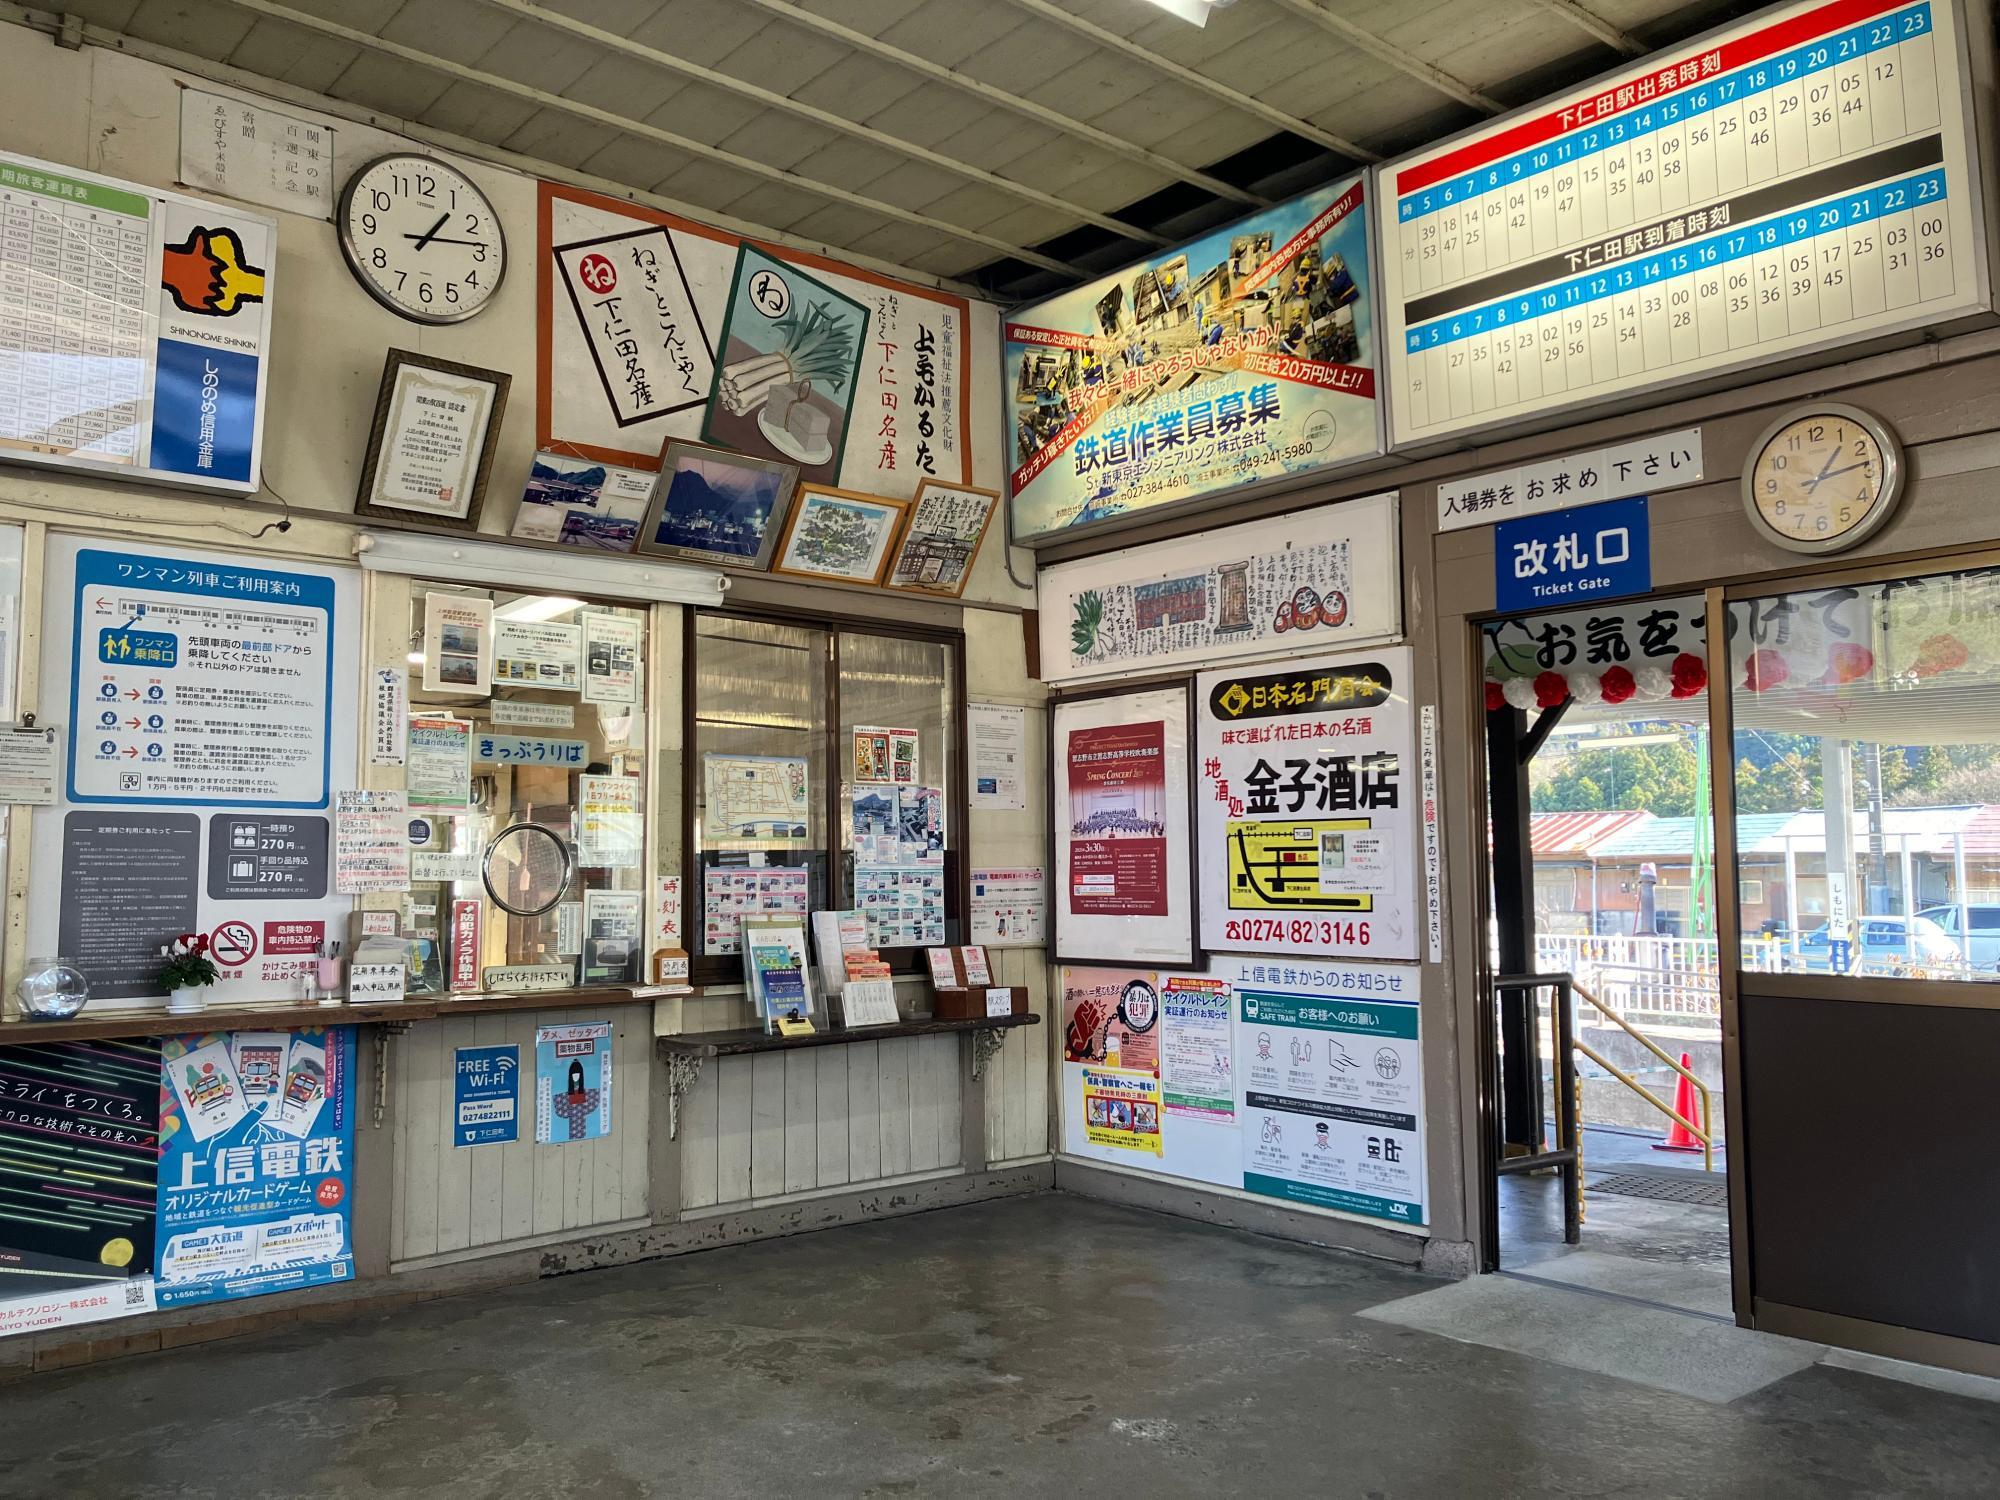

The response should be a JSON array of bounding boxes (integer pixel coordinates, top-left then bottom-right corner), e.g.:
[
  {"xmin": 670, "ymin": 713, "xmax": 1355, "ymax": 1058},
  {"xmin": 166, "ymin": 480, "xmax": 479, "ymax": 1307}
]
[
  {"xmin": 1792, "ymin": 916, "xmax": 1962, "ymax": 974},
  {"xmin": 1916, "ymin": 905, "xmax": 2000, "ymax": 969}
]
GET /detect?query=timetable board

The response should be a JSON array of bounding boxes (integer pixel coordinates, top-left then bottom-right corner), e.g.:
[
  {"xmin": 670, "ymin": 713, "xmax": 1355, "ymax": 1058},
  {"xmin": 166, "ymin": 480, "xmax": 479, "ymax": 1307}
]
[
  {"xmin": 0, "ymin": 152, "xmax": 274, "ymax": 494},
  {"xmin": 1381, "ymin": 0, "xmax": 1988, "ymax": 450}
]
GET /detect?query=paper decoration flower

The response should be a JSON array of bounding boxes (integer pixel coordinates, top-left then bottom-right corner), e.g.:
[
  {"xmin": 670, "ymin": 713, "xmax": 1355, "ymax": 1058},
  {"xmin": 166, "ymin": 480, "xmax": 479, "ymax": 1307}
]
[
  {"xmin": 1485, "ymin": 681, "xmax": 1507, "ymax": 712},
  {"xmin": 1824, "ymin": 642, "xmax": 1875, "ymax": 685},
  {"xmin": 1743, "ymin": 648, "xmax": 1789, "ymax": 692},
  {"xmin": 1912, "ymin": 633, "xmax": 1970, "ymax": 677},
  {"xmin": 1502, "ymin": 676, "xmax": 1540, "ymax": 712},
  {"xmin": 1599, "ymin": 665, "xmax": 1636, "ymax": 705},
  {"xmin": 1565, "ymin": 670, "xmax": 1604, "ymax": 705},
  {"xmin": 1670, "ymin": 652, "xmax": 1708, "ymax": 698},
  {"xmin": 1533, "ymin": 671, "xmax": 1568, "ymax": 709},
  {"xmin": 1633, "ymin": 664, "xmax": 1673, "ymax": 701}
]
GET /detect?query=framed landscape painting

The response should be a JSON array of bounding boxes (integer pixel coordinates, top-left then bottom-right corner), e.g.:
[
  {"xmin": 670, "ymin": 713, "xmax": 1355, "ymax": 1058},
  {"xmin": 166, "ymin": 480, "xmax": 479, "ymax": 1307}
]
[
  {"xmin": 771, "ymin": 485, "xmax": 908, "ymax": 586},
  {"xmin": 637, "ymin": 441, "xmax": 799, "ymax": 570}
]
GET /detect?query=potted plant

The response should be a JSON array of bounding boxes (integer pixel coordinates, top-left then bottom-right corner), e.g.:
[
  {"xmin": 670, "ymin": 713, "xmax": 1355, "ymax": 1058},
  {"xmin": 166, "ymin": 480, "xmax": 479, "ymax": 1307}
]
[{"xmin": 158, "ymin": 933, "xmax": 220, "ymax": 1015}]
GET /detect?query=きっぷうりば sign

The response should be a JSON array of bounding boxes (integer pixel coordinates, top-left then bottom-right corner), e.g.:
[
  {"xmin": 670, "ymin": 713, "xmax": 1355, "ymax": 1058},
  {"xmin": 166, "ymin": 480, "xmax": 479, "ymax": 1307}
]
[{"xmin": 1494, "ymin": 496, "xmax": 1652, "ymax": 612}]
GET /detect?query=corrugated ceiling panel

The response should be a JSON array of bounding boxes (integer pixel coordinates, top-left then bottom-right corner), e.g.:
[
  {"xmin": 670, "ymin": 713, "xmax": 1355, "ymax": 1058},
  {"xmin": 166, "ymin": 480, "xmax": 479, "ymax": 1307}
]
[
  {"xmin": 858, "ymin": 79, "xmax": 1000, "ymax": 150},
  {"xmin": 378, "ymin": 0, "xmax": 518, "ymax": 64},
  {"xmin": 499, "ymin": 110, "xmax": 625, "ymax": 172},
  {"xmin": 121, "ymin": 0, "xmax": 256, "ymax": 59},
  {"xmin": 224, "ymin": 19, "xmax": 367, "ymax": 97},
  {"xmin": 65, "ymin": 0, "xmax": 144, "ymax": 32},
  {"xmin": 323, "ymin": 52, "xmax": 456, "ymax": 122},
  {"xmin": 881, "ymin": 0, "xmax": 1029, "ymax": 71},
  {"xmin": 626, "ymin": 0, "xmax": 770, "ymax": 70},
  {"xmin": 711, "ymin": 21, "xmax": 852, "ymax": 98},
  {"xmin": 417, "ymin": 81, "xmax": 547, "ymax": 147}
]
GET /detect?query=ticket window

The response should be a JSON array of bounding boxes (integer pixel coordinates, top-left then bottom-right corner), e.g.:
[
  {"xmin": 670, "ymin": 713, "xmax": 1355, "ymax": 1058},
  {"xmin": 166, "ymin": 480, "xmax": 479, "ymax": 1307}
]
[
  {"xmin": 688, "ymin": 613, "xmax": 960, "ymax": 985},
  {"xmin": 403, "ymin": 587, "xmax": 650, "ymax": 990}
]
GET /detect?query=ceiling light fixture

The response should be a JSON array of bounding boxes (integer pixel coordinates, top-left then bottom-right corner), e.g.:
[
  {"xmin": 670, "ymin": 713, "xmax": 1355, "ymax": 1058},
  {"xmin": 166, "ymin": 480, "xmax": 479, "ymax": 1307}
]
[{"xmin": 1139, "ymin": 0, "xmax": 1223, "ymax": 26}]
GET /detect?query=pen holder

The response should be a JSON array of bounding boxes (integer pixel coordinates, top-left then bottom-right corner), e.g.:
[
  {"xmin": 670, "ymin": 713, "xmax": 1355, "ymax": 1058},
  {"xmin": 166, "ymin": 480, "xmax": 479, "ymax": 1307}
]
[{"xmin": 317, "ymin": 958, "xmax": 345, "ymax": 995}]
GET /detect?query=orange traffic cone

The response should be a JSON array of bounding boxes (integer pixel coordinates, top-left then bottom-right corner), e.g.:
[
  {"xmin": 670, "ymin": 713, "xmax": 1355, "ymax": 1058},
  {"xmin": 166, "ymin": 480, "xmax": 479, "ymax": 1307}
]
[{"xmin": 1652, "ymin": 1052, "xmax": 1702, "ymax": 1154}]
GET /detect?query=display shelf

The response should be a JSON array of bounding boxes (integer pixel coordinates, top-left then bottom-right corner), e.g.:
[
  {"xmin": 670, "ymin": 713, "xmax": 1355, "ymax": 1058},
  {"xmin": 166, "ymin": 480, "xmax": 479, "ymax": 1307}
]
[
  {"xmin": 0, "ymin": 985, "xmax": 698, "ymax": 1044},
  {"xmin": 656, "ymin": 1010, "xmax": 1038, "ymax": 1059}
]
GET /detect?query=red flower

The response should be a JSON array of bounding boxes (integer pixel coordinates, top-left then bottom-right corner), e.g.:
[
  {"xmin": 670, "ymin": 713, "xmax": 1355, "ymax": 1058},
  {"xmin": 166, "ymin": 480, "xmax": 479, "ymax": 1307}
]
[
  {"xmin": 1824, "ymin": 641, "xmax": 1875, "ymax": 684},
  {"xmin": 1669, "ymin": 652, "xmax": 1707, "ymax": 698},
  {"xmin": 1484, "ymin": 681, "xmax": 1507, "ymax": 712},
  {"xmin": 1533, "ymin": 671, "xmax": 1568, "ymax": 709},
  {"xmin": 1743, "ymin": 649, "xmax": 1788, "ymax": 692},
  {"xmin": 1912, "ymin": 633, "xmax": 1970, "ymax": 676},
  {"xmin": 1599, "ymin": 666, "xmax": 1636, "ymax": 705}
]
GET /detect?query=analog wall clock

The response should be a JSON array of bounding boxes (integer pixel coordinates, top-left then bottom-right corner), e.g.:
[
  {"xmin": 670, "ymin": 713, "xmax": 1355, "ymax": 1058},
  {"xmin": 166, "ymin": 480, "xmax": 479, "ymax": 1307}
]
[
  {"xmin": 337, "ymin": 154, "xmax": 506, "ymax": 324},
  {"xmin": 1741, "ymin": 402, "xmax": 1904, "ymax": 554}
]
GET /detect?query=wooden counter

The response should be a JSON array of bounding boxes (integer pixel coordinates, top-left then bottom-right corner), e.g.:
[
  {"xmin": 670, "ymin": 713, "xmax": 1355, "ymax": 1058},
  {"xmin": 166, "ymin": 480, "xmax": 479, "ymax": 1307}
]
[
  {"xmin": 0, "ymin": 984, "xmax": 695, "ymax": 1045},
  {"xmin": 656, "ymin": 1010, "xmax": 1039, "ymax": 1059}
]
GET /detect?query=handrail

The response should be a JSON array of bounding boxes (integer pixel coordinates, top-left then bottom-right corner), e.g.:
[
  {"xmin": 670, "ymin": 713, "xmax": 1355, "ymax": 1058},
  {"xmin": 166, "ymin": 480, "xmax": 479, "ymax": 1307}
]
[
  {"xmin": 1492, "ymin": 971, "xmax": 1581, "ymax": 1247},
  {"xmin": 1569, "ymin": 976, "xmax": 1716, "ymax": 1173}
]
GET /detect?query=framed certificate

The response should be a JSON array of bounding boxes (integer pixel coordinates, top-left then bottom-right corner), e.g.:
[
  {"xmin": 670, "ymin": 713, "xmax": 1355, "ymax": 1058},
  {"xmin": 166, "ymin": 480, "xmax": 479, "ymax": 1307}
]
[{"xmin": 355, "ymin": 349, "xmax": 510, "ymax": 531}]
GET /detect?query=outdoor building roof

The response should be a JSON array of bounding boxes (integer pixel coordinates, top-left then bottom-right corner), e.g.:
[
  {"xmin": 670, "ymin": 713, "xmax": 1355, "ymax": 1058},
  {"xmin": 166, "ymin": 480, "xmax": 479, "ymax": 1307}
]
[
  {"xmin": 1528, "ymin": 810, "xmax": 1654, "ymax": 859},
  {"xmin": 1573, "ymin": 805, "xmax": 1997, "ymax": 861}
]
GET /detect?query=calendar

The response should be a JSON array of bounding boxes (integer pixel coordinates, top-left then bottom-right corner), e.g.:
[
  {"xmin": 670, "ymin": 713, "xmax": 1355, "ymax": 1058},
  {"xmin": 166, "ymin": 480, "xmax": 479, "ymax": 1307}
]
[
  {"xmin": 0, "ymin": 153, "xmax": 274, "ymax": 494},
  {"xmin": 1381, "ymin": 0, "xmax": 1987, "ymax": 450}
]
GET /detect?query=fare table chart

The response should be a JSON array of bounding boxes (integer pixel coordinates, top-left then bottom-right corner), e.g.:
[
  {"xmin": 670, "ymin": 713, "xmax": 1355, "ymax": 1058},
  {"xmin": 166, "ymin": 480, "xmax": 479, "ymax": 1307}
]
[{"xmin": 1382, "ymin": 0, "xmax": 1987, "ymax": 448}]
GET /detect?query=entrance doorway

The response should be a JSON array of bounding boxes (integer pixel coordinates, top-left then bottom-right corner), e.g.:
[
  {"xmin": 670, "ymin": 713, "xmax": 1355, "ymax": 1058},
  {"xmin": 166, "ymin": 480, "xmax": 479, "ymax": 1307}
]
[{"xmin": 1479, "ymin": 594, "xmax": 1732, "ymax": 1318}]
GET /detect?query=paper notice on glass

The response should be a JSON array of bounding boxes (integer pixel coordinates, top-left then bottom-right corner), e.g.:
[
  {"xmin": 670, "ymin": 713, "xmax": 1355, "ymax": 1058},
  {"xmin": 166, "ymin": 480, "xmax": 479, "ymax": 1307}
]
[
  {"xmin": 968, "ymin": 703, "xmax": 1026, "ymax": 811},
  {"xmin": 0, "ymin": 726, "xmax": 58, "ymax": 805},
  {"xmin": 970, "ymin": 866, "xmax": 1045, "ymax": 947},
  {"xmin": 369, "ymin": 666, "xmax": 408, "ymax": 766},
  {"xmin": 581, "ymin": 611, "xmax": 640, "ymax": 705},
  {"xmin": 407, "ymin": 715, "xmax": 472, "ymax": 810},
  {"xmin": 577, "ymin": 774, "xmax": 642, "ymax": 868},
  {"xmin": 493, "ymin": 619, "xmax": 581, "ymax": 693},
  {"xmin": 422, "ymin": 593, "xmax": 492, "ymax": 695},
  {"xmin": 556, "ymin": 900, "xmax": 583, "ymax": 957},
  {"xmin": 335, "ymin": 789, "xmax": 410, "ymax": 893},
  {"xmin": 490, "ymin": 699, "xmax": 575, "ymax": 730}
]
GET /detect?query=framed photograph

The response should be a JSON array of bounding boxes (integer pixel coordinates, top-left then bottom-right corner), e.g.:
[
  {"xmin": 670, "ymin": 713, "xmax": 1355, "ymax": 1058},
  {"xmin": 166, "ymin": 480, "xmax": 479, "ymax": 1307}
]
[
  {"xmin": 510, "ymin": 449, "xmax": 656, "ymax": 553},
  {"xmin": 355, "ymin": 349, "xmax": 510, "ymax": 531},
  {"xmin": 1051, "ymin": 680, "xmax": 1198, "ymax": 968},
  {"xmin": 638, "ymin": 440, "xmax": 799, "ymax": 570},
  {"xmin": 883, "ymin": 480, "xmax": 1000, "ymax": 598},
  {"xmin": 771, "ymin": 485, "xmax": 909, "ymax": 586}
]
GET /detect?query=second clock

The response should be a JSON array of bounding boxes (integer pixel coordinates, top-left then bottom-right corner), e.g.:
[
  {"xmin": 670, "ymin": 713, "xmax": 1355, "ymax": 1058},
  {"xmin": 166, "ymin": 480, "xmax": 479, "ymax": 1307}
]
[{"xmin": 338, "ymin": 153, "xmax": 506, "ymax": 324}]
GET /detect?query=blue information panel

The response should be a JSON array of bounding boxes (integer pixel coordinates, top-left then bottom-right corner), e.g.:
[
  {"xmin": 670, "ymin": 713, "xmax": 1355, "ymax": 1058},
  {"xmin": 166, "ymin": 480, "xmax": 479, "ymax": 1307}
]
[
  {"xmin": 454, "ymin": 1045, "xmax": 521, "ymax": 1148},
  {"xmin": 1495, "ymin": 495, "xmax": 1651, "ymax": 613}
]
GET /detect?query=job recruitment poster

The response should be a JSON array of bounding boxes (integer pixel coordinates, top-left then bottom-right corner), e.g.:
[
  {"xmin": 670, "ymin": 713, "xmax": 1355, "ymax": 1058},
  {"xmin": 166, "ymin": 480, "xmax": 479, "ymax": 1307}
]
[
  {"xmin": 1196, "ymin": 647, "xmax": 1417, "ymax": 961},
  {"xmin": 1007, "ymin": 173, "xmax": 1381, "ymax": 543},
  {"xmin": 31, "ymin": 537, "xmax": 360, "ymax": 1001}
]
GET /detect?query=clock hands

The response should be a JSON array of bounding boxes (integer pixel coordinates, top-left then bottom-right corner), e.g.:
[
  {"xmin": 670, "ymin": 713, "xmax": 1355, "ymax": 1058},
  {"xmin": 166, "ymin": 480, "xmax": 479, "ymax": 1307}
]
[
  {"xmin": 399, "ymin": 234, "xmax": 485, "ymax": 249},
  {"xmin": 408, "ymin": 211, "xmax": 450, "ymax": 251},
  {"xmin": 1806, "ymin": 461, "xmax": 1870, "ymax": 493}
]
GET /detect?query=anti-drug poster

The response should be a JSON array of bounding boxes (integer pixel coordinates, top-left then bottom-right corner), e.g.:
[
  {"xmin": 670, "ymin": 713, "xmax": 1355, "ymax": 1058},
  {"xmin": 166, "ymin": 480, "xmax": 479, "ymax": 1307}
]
[
  {"xmin": 1053, "ymin": 687, "xmax": 1193, "ymax": 965},
  {"xmin": 1196, "ymin": 647, "xmax": 1417, "ymax": 961},
  {"xmin": 1007, "ymin": 173, "xmax": 1380, "ymax": 543},
  {"xmin": 1229, "ymin": 959, "xmax": 1425, "ymax": 1228},
  {"xmin": 536, "ymin": 1022, "xmax": 613, "ymax": 1144},
  {"xmin": 155, "ymin": 1026, "xmax": 356, "ymax": 1307},
  {"xmin": 32, "ymin": 537, "xmax": 359, "ymax": 1002}
]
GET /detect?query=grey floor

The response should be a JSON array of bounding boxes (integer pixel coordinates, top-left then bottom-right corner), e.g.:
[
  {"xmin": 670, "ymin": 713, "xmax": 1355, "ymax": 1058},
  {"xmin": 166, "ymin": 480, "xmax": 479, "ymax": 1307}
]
[{"xmin": 3, "ymin": 1193, "xmax": 1999, "ymax": 1498}]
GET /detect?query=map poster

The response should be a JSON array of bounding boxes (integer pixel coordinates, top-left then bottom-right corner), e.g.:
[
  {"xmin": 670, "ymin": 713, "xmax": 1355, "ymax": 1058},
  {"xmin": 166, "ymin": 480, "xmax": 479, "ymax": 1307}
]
[
  {"xmin": 703, "ymin": 753, "xmax": 809, "ymax": 843},
  {"xmin": 1196, "ymin": 648, "xmax": 1417, "ymax": 961},
  {"xmin": 1007, "ymin": 173, "xmax": 1381, "ymax": 544}
]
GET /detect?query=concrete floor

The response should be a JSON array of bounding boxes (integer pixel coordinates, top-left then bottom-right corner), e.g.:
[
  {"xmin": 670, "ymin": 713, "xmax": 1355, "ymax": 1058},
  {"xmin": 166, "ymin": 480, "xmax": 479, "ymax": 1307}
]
[{"xmin": 3, "ymin": 1194, "xmax": 1999, "ymax": 1498}]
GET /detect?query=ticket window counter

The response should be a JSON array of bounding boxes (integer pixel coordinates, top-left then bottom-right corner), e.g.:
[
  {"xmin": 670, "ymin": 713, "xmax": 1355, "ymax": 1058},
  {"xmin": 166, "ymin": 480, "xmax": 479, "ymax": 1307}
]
[
  {"xmin": 1718, "ymin": 559, "xmax": 2000, "ymax": 1370},
  {"xmin": 397, "ymin": 588, "xmax": 653, "ymax": 993}
]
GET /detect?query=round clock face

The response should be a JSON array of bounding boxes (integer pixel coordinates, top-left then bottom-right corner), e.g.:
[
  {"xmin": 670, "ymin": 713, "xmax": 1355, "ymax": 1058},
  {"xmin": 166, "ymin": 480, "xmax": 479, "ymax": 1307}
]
[
  {"xmin": 338, "ymin": 155, "xmax": 505, "ymax": 324},
  {"xmin": 1742, "ymin": 404, "xmax": 1902, "ymax": 554}
]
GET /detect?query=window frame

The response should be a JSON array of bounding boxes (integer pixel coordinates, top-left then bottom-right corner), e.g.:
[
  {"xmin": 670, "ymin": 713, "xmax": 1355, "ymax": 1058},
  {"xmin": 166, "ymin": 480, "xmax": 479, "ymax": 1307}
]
[{"xmin": 682, "ymin": 604, "xmax": 969, "ymax": 989}]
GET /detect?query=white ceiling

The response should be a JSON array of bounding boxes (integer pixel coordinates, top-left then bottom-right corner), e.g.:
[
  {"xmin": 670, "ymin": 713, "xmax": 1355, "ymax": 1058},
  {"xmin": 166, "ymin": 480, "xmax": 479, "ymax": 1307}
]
[{"xmin": 50, "ymin": 0, "xmax": 1760, "ymax": 298}]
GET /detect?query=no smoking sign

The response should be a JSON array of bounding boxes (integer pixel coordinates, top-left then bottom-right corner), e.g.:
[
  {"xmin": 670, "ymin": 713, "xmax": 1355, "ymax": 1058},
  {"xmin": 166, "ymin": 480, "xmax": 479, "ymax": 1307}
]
[{"xmin": 210, "ymin": 920, "xmax": 258, "ymax": 968}]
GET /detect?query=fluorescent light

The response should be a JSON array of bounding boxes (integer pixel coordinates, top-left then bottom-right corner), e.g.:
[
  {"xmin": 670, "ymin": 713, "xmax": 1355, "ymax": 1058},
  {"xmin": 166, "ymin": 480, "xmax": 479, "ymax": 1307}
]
[
  {"xmin": 406, "ymin": 651, "xmax": 424, "ymax": 665},
  {"xmin": 1141, "ymin": 0, "xmax": 1216, "ymax": 23},
  {"xmin": 355, "ymin": 531, "xmax": 729, "ymax": 607},
  {"xmin": 494, "ymin": 594, "xmax": 585, "ymax": 624}
]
